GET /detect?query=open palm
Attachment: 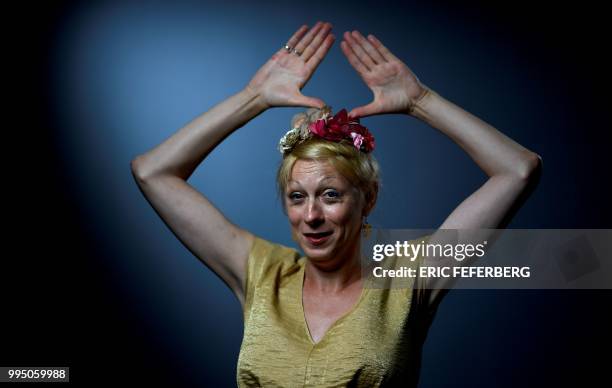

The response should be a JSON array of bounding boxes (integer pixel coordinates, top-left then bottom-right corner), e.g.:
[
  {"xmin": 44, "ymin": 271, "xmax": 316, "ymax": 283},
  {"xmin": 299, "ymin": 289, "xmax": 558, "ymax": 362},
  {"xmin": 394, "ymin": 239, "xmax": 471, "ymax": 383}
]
[
  {"xmin": 247, "ymin": 22, "xmax": 335, "ymax": 109},
  {"xmin": 341, "ymin": 30, "xmax": 427, "ymax": 118}
]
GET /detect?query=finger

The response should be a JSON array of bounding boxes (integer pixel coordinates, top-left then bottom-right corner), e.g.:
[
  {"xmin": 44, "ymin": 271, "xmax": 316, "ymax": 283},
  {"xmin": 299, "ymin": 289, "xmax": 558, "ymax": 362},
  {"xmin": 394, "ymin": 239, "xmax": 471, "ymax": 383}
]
[
  {"xmin": 294, "ymin": 21, "xmax": 324, "ymax": 54},
  {"xmin": 351, "ymin": 30, "xmax": 385, "ymax": 64},
  {"xmin": 301, "ymin": 22, "xmax": 333, "ymax": 62},
  {"xmin": 343, "ymin": 31, "xmax": 376, "ymax": 70},
  {"xmin": 349, "ymin": 102, "xmax": 379, "ymax": 119},
  {"xmin": 284, "ymin": 24, "xmax": 310, "ymax": 52},
  {"xmin": 288, "ymin": 93, "xmax": 326, "ymax": 109},
  {"xmin": 340, "ymin": 39, "xmax": 370, "ymax": 75},
  {"xmin": 305, "ymin": 34, "xmax": 335, "ymax": 73},
  {"xmin": 366, "ymin": 34, "xmax": 400, "ymax": 63}
]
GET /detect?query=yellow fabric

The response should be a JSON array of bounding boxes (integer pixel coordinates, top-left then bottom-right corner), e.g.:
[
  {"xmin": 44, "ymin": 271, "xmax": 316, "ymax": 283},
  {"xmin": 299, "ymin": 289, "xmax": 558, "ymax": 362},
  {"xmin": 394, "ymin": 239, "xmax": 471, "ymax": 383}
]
[{"xmin": 237, "ymin": 236, "xmax": 437, "ymax": 387}]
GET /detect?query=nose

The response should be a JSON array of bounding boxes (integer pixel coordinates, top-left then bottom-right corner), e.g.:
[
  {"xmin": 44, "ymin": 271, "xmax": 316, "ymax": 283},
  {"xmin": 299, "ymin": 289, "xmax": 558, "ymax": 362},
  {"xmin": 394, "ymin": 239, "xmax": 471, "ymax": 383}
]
[{"xmin": 304, "ymin": 198, "xmax": 324, "ymax": 227}]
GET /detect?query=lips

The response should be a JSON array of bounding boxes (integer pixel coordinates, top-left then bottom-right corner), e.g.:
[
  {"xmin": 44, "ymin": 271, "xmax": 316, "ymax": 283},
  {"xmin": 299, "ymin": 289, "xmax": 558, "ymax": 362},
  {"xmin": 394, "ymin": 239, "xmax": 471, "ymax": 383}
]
[{"xmin": 303, "ymin": 231, "xmax": 333, "ymax": 246}]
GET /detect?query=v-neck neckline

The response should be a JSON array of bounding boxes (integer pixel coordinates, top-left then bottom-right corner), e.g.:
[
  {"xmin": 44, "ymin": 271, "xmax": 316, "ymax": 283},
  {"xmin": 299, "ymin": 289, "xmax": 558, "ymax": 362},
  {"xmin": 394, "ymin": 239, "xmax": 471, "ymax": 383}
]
[{"xmin": 298, "ymin": 259, "xmax": 370, "ymax": 346}]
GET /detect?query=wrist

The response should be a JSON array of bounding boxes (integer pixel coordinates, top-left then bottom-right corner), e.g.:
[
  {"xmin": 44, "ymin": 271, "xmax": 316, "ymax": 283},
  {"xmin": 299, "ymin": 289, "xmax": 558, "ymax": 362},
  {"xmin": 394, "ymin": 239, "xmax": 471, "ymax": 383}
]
[
  {"xmin": 242, "ymin": 85, "xmax": 269, "ymax": 114},
  {"xmin": 407, "ymin": 87, "xmax": 436, "ymax": 119}
]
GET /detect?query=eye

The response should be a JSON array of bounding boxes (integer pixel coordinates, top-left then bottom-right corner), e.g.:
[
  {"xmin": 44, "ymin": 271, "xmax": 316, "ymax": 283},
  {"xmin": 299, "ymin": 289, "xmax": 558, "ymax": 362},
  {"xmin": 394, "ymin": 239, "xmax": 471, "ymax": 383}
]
[
  {"xmin": 288, "ymin": 192, "xmax": 304, "ymax": 201},
  {"xmin": 323, "ymin": 190, "xmax": 341, "ymax": 200}
]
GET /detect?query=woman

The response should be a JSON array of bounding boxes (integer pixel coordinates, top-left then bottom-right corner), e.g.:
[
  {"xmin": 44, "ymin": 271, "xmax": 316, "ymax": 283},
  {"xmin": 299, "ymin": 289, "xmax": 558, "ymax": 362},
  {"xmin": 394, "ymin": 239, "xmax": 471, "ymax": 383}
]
[{"xmin": 131, "ymin": 21, "xmax": 541, "ymax": 387}]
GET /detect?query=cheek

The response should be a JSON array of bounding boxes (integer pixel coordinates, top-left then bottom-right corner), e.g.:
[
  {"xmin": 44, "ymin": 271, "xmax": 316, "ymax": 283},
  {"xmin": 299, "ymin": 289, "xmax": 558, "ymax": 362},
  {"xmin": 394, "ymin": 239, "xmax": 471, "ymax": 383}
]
[
  {"xmin": 329, "ymin": 204, "xmax": 361, "ymax": 229},
  {"xmin": 286, "ymin": 208, "xmax": 301, "ymax": 226}
]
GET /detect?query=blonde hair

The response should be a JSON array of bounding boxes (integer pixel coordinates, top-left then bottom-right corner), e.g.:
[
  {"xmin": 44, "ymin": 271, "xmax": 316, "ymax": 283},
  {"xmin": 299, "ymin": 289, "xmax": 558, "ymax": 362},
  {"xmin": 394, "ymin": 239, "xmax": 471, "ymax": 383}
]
[{"xmin": 276, "ymin": 108, "xmax": 380, "ymax": 215}]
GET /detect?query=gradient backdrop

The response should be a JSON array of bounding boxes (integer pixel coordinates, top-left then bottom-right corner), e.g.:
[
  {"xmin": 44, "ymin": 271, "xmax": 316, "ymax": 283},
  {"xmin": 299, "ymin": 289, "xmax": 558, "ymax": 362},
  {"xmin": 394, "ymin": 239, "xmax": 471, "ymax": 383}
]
[{"xmin": 6, "ymin": 0, "xmax": 611, "ymax": 386}]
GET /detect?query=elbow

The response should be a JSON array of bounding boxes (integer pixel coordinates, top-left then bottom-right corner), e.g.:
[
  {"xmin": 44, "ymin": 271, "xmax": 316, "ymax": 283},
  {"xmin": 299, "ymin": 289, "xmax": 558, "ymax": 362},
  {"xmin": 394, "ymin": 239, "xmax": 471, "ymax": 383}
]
[
  {"xmin": 131, "ymin": 156, "xmax": 182, "ymax": 184},
  {"xmin": 515, "ymin": 152, "xmax": 543, "ymax": 182},
  {"xmin": 130, "ymin": 155, "xmax": 149, "ymax": 184}
]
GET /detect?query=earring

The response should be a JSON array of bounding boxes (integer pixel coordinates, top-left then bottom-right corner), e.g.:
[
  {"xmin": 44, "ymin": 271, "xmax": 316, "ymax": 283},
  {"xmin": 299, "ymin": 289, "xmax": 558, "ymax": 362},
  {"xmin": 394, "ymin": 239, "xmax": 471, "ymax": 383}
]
[{"xmin": 362, "ymin": 217, "xmax": 372, "ymax": 239}]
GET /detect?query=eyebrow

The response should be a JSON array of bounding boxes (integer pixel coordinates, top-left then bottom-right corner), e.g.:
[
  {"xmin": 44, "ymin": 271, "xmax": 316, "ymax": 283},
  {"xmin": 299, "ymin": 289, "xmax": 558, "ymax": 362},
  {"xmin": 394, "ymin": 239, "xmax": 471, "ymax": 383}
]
[{"xmin": 287, "ymin": 176, "xmax": 338, "ymax": 187}]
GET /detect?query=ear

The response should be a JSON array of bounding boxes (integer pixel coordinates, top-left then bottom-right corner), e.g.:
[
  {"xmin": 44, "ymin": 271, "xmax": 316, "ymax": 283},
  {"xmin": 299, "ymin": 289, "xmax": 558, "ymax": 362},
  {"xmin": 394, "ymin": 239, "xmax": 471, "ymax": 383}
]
[{"xmin": 362, "ymin": 184, "xmax": 379, "ymax": 217}]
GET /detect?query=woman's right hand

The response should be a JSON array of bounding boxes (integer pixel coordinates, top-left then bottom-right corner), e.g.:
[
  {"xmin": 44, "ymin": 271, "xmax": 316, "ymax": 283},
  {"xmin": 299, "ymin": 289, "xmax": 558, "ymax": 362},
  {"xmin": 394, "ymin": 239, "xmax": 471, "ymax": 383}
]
[{"xmin": 246, "ymin": 21, "xmax": 335, "ymax": 110}]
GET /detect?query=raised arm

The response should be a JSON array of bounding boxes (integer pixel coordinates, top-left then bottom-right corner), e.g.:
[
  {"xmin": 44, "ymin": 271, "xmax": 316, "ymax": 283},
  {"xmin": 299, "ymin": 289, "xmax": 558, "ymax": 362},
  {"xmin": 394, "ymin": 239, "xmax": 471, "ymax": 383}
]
[
  {"xmin": 131, "ymin": 22, "xmax": 335, "ymax": 308},
  {"xmin": 341, "ymin": 30, "xmax": 541, "ymax": 310}
]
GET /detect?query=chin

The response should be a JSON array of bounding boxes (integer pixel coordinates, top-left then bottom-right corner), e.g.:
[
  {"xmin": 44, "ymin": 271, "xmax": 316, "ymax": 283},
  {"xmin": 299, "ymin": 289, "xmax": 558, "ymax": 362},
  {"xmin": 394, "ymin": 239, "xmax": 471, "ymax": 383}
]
[{"xmin": 300, "ymin": 240, "xmax": 335, "ymax": 261}]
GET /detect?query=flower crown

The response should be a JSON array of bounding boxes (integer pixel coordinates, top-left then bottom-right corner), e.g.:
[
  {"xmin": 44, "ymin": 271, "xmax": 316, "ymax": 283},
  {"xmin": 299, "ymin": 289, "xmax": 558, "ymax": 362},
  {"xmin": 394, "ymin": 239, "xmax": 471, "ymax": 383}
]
[{"xmin": 278, "ymin": 106, "xmax": 376, "ymax": 156}]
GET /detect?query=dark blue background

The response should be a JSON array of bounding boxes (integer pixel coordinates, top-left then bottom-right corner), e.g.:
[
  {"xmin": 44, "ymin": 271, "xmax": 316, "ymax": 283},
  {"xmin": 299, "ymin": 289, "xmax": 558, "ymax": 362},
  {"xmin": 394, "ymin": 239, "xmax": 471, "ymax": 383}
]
[{"xmin": 5, "ymin": 0, "xmax": 611, "ymax": 386}]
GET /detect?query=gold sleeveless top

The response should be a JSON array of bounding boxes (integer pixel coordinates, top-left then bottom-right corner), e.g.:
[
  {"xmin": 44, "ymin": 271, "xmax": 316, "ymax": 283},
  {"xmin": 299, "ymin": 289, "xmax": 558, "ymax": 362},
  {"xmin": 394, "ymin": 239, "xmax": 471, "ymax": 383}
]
[{"xmin": 237, "ymin": 236, "xmax": 438, "ymax": 387}]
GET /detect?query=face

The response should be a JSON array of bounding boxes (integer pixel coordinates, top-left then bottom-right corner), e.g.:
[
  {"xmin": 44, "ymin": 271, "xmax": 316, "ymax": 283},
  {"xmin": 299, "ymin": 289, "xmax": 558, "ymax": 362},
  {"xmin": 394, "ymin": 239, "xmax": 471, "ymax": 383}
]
[{"xmin": 285, "ymin": 159, "xmax": 365, "ymax": 266}]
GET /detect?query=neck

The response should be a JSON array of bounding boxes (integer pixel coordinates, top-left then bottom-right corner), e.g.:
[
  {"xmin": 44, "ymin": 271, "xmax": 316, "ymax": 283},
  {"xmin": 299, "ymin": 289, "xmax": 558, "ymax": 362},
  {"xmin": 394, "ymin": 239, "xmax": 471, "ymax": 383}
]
[{"xmin": 304, "ymin": 239, "xmax": 364, "ymax": 293}]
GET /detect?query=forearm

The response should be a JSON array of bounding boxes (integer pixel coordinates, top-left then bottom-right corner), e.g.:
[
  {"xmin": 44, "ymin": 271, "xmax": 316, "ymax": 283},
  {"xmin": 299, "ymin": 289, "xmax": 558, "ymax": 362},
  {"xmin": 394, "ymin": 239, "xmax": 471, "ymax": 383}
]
[
  {"xmin": 409, "ymin": 88, "xmax": 540, "ymax": 178},
  {"xmin": 131, "ymin": 86, "xmax": 266, "ymax": 181}
]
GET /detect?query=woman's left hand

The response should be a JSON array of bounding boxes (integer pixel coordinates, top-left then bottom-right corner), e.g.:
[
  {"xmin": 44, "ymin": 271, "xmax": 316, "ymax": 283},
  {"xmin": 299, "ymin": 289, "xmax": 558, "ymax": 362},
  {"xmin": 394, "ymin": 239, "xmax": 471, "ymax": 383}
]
[{"xmin": 341, "ymin": 30, "xmax": 427, "ymax": 118}]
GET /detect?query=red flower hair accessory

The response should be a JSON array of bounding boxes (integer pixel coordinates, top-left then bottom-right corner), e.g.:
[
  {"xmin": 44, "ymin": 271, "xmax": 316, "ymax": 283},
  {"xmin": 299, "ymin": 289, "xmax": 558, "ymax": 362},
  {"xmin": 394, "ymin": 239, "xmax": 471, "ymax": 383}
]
[
  {"xmin": 278, "ymin": 106, "xmax": 376, "ymax": 156},
  {"xmin": 308, "ymin": 109, "xmax": 375, "ymax": 153}
]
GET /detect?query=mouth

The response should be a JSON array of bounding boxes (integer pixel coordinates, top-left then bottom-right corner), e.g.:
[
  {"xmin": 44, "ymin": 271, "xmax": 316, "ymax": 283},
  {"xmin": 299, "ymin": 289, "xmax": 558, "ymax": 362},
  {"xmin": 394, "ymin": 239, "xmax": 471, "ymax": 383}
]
[{"xmin": 303, "ymin": 231, "xmax": 333, "ymax": 246}]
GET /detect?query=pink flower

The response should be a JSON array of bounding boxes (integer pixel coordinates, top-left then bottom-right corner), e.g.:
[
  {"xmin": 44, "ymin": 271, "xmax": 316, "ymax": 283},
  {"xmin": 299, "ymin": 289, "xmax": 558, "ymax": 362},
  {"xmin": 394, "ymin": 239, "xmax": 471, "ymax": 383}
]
[{"xmin": 351, "ymin": 132, "xmax": 364, "ymax": 149}]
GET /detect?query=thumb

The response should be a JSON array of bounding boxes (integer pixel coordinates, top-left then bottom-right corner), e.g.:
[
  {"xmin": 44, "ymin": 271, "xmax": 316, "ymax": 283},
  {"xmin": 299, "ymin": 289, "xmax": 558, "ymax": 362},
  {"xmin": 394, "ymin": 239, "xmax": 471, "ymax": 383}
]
[
  {"xmin": 349, "ymin": 102, "xmax": 379, "ymax": 119},
  {"xmin": 289, "ymin": 93, "xmax": 326, "ymax": 109}
]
